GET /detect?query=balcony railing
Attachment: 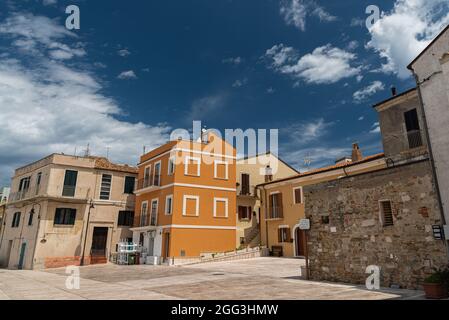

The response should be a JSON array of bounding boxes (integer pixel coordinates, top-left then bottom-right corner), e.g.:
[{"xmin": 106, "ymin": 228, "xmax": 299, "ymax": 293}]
[
  {"xmin": 140, "ymin": 213, "xmax": 157, "ymax": 227},
  {"xmin": 268, "ymin": 206, "xmax": 283, "ymax": 219},
  {"xmin": 407, "ymin": 130, "xmax": 423, "ymax": 149},
  {"xmin": 136, "ymin": 175, "xmax": 161, "ymax": 190},
  {"xmin": 62, "ymin": 185, "xmax": 76, "ymax": 197},
  {"xmin": 238, "ymin": 185, "xmax": 256, "ymax": 197}
]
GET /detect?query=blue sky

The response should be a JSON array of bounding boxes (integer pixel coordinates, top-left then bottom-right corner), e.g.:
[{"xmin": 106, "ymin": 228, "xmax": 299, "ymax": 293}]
[{"xmin": 0, "ymin": 0, "xmax": 448, "ymax": 186}]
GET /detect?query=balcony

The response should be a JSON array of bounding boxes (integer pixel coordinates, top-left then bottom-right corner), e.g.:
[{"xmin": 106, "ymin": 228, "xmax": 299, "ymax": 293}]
[
  {"xmin": 267, "ymin": 206, "xmax": 283, "ymax": 219},
  {"xmin": 237, "ymin": 184, "xmax": 257, "ymax": 197},
  {"xmin": 140, "ymin": 213, "xmax": 157, "ymax": 227},
  {"xmin": 407, "ymin": 130, "xmax": 423, "ymax": 149},
  {"xmin": 136, "ymin": 175, "xmax": 161, "ymax": 190}
]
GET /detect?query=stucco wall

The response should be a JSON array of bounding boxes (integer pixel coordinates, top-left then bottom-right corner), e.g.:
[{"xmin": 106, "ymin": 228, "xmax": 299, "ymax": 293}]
[
  {"xmin": 410, "ymin": 28, "xmax": 449, "ymax": 227},
  {"xmin": 304, "ymin": 160, "xmax": 447, "ymax": 289}
]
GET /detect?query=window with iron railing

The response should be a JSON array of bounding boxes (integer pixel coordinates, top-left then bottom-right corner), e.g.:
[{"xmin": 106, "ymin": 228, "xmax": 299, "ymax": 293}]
[
  {"xmin": 62, "ymin": 170, "xmax": 77, "ymax": 197},
  {"xmin": 268, "ymin": 193, "xmax": 283, "ymax": 219},
  {"xmin": 140, "ymin": 202, "xmax": 148, "ymax": 227},
  {"xmin": 404, "ymin": 109, "xmax": 423, "ymax": 149}
]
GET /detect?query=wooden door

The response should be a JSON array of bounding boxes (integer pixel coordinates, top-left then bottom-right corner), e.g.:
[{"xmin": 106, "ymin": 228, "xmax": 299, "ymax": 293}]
[{"xmin": 295, "ymin": 228, "xmax": 306, "ymax": 257}]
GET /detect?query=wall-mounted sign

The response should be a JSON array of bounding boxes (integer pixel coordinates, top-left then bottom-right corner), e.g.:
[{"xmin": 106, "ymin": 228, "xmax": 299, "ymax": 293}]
[
  {"xmin": 432, "ymin": 225, "xmax": 445, "ymax": 240},
  {"xmin": 299, "ymin": 219, "xmax": 310, "ymax": 230}
]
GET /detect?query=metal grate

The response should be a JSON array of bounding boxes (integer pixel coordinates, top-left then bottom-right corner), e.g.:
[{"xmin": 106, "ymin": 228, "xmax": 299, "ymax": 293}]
[{"xmin": 381, "ymin": 201, "xmax": 394, "ymax": 227}]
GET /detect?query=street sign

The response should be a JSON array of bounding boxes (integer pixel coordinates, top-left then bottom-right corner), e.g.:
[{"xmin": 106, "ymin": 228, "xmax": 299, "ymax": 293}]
[{"xmin": 299, "ymin": 219, "xmax": 310, "ymax": 230}]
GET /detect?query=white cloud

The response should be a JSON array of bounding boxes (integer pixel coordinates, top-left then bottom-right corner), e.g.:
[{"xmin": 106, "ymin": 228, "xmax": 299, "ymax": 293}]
[
  {"xmin": 118, "ymin": 49, "xmax": 131, "ymax": 57},
  {"xmin": 280, "ymin": 0, "xmax": 337, "ymax": 31},
  {"xmin": 222, "ymin": 56, "xmax": 243, "ymax": 65},
  {"xmin": 283, "ymin": 118, "xmax": 333, "ymax": 145},
  {"xmin": 232, "ymin": 78, "xmax": 248, "ymax": 88},
  {"xmin": 188, "ymin": 94, "xmax": 227, "ymax": 121},
  {"xmin": 358, "ymin": 116, "xmax": 365, "ymax": 121},
  {"xmin": 370, "ymin": 122, "xmax": 381, "ymax": 133},
  {"xmin": 353, "ymin": 81, "xmax": 385, "ymax": 103},
  {"xmin": 0, "ymin": 13, "xmax": 170, "ymax": 185},
  {"xmin": 43, "ymin": 0, "xmax": 57, "ymax": 6},
  {"xmin": 265, "ymin": 44, "xmax": 361, "ymax": 84},
  {"xmin": 350, "ymin": 17, "xmax": 365, "ymax": 27},
  {"xmin": 266, "ymin": 87, "xmax": 275, "ymax": 94},
  {"xmin": 117, "ymin": 70, "xmax": 137, "ymax": 80},
  {"xmin": 366, "ymin": 0, "xmax": 449, "ymax": 79}
]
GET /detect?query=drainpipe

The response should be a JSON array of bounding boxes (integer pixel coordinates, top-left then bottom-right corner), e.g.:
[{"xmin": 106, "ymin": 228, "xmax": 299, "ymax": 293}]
[
  {"xmin": 30, "ymin": 202, "xmax": 42, "ymax": 270},
  {"xmin": 412, "ymin": 71, "xmax": 448, "ymax": 259}
]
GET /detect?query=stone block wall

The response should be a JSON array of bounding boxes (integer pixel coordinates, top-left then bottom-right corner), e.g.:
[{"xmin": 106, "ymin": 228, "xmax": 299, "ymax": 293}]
[{"xmin": 304, "ymin": 160, "xmax": 448, "ymax": 289}]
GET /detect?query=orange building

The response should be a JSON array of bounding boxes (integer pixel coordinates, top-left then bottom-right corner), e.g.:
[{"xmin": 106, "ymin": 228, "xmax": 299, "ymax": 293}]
[{"xmin": 130, "ymin": 131, "xmax": 236, "ymax": 263}]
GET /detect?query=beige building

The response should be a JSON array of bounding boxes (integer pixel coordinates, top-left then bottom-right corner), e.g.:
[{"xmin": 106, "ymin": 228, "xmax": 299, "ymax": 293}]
[
  {"xmin": 236, "ymin": 152, "xmax": 298, "ymax": 248},
  {"xmin": 0, "ymin": 154, "xmax": 137, "ymax": 269},
  {"xmin": 257, "ymin": 145, "xmax": 386, "ymax": 258}
]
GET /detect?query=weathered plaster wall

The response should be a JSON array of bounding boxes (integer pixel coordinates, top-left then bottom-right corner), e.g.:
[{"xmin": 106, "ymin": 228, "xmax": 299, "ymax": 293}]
[{"xmin": 304, "ymin": 160, "xmax": 448, "ymax": 289}]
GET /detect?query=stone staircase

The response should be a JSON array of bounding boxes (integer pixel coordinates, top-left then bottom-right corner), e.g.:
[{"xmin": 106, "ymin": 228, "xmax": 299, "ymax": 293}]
[{"xmin": 244, "ymin": 225, "xmax": 261, "ymax": 248}]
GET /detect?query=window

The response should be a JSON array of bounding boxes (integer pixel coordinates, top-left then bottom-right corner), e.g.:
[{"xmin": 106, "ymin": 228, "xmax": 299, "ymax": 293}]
[
  {"xmin": 269, "ymin": 192, "xmax": 283, "ymax": 219},
  {"xmin": 118, "ymin": 211, "xmax": 134, "ymax": 227},
  {"xmin": 124, "ymin": 176, "xmax": 135, "ymax": 194},
  {"xmin": 36, "ymin": 172, "xmax": 42, "ymax": 195},
  {"xmin": 214, "ymin": 160, "xmax": 228, "ymax": 180},
  {"xmin": 238, "ymin": 206, "xmax": 251, "ymax": 220},
  {"xmin": 62, "ymin": 170, "xmax": 77, "ymax": 197},
  {"xmin": 380, "ymin": 200, "xmax": 394, "ymax": 227},
  {"xmin": 100, "ymin": 174, "xmax": 112, "ymax": 200},
  {"xmin": 214, "ymin": 198, "xmax": 228, "ymax": 218},
  {"xmin": 140, "ymin": 201, "xmax": 148, "ymax": 227},
  {"xmin": 278, "ymin": 227, "xmax": 291, "ymax": 243},
  {"xmin": 293, "ymin": 187, "xmax": 303, "ymax": 204},
  {"xmin": 143, "ymin": 165, "xmax": 152, "ymax": 188},
  {"xmin": 182, "ymin": 195, "xmax": 199, "ymax": 216},
  {"xmin": 184, "ymin": 156, "xmax": 200, "ymax": 176},
  {"xmin": 19, "ymin": 176, "xmax": 31, "ymax": 192},
  {"xmin": 165, "ymin": 195, "xmax": 173, "ymax": 215},
  {"xmin": 54, "ymin": 208, "xmax": 76, "ymax": 225},
  {"xmin": 11, "ymin": 212, "xmax": 21, "ymax": 228},
  {"xmin": 168, "ymin": 157, "xmax": 175, "ymax": 175},
  {"xmin": 28, "ymin": 210, "xmax": 34, "ymax": 226},
  {"xmin": 150, "ymin": 199, "xmax": 158, "ymax": 226},
  {"xmin": 404, "ymin": 109, "xmax": 423, "ymax": 149},
  {"xmin": 153, "ymin": 161, "xmax": 161, "ymax": 186},
  {"xmin": 240, "ymin": 173, "xmax": 250, "ymax": 195}
]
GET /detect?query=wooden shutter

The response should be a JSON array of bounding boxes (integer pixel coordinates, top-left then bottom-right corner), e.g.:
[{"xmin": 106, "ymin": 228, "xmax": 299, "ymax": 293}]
[
  {"xmin": 277, "ymin": 193, "xmax": 283, "ymax": 218},
  {"xmin": 294, "ymin": 188, "xmax": 302, "ymax": 204},
  {"xmin": 248, "ymin": 207, "xmax": 252, "ymax": 220},
  {"xmin": 241, "ymin": 174, "xmax": 250, "ymax": 195}
]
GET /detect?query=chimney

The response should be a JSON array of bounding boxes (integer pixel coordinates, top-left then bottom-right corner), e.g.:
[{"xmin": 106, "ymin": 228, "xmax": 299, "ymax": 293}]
[
  {"xmin": 391, "ymin": 86, "xmax": 397, "ymax": 96},
  {"xmin": 351, "ymin": 143, "xmax": 363, "ymax": 162},
  {"xmin": 264, "ymin": 165, "xmax": 273, "ymax": 182}
]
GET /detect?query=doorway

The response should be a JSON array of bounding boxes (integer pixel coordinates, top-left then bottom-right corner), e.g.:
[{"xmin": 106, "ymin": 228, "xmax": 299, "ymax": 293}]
[
  {"xmin": 90, "ymin": 227, "xmax": 108, "ymax": 264},
  {"xmin": 163, "ymin": 232, "xmax": 170, "ymax": 259},
  {"xmin": 3, "ymin": 240, "xmax": 13, "ymax": 268},
  {"xmin": 18, "ymin": 242, "xmax": 26, "ymax": 269},
  {"xmin": 295, "ymin": 228, "xmax": 306, "ymax": 257}
]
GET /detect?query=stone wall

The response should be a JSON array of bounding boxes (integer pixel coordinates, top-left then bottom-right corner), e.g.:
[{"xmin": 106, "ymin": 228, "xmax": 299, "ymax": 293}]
[{"xmin": 304, "ymin": 160, "xmax": 448, "ymax": 289}]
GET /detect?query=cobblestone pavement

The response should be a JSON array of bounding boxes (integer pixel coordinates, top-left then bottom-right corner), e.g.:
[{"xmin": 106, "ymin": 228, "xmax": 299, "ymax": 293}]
[{"xmin": 0, "ymin": 257, "xmax": 425, "ymax": 300}]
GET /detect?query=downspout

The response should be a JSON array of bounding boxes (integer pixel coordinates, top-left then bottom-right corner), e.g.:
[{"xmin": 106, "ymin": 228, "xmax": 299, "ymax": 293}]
[{"xmin": 30, "ymin": 202, "xmax": 42, "ymax": 270}]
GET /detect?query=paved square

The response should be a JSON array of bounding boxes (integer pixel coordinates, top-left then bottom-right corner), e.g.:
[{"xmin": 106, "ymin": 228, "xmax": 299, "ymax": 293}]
[{"xmin": 0, "ymin": 258, "xmax": 425, "ymax": 300}]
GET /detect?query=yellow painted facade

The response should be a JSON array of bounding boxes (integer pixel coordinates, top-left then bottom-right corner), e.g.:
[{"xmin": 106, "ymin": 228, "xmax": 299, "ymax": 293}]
[{"xmin": 259, "ymin": 153, "xmax": 386, "ymax": 258}]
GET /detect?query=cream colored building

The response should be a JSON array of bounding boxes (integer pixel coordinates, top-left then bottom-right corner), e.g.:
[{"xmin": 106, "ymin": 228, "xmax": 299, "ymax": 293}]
[
  {"xmin": 0, "ymin": 154, "xmax": 137, "ymax": 269},
  {"xmin": 236, "ymin": 152, "xmax": 298, "ymax": 248}
]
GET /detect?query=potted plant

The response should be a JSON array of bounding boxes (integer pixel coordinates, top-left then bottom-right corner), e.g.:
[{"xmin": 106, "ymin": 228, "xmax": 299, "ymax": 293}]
[{"xmin": 423, "ymin": 267, "xmax": 449, "ymax": 299}]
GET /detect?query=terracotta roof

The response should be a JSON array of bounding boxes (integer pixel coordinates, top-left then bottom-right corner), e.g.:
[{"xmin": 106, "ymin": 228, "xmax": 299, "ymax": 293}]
[
  {"xmin": 257, "ymin": 152, "xmax": 385, "ymax": 187},
  {"xmin": 93, "ymin": 157, "xmax": 138, "ymax": 174}
]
